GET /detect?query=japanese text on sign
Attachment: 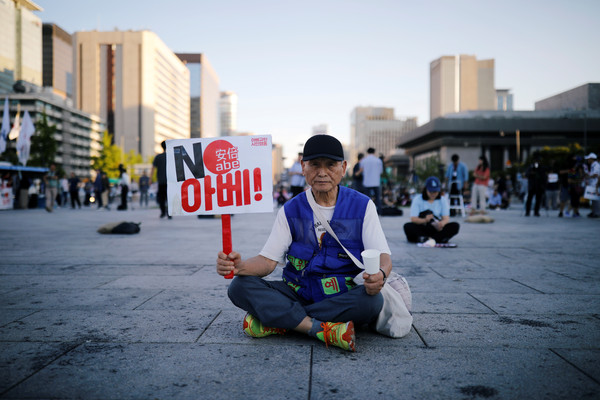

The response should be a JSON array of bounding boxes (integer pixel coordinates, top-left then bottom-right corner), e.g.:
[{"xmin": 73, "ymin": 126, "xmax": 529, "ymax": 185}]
[{"xmin": 166, "ymin": 136, "xmax": 273, "ymax": 216}]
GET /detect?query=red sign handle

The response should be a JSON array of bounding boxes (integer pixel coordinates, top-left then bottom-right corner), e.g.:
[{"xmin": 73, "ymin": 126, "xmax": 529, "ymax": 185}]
[{"xmin": 222, "ymin": 214, "xmax": 234, "ymax": 279}]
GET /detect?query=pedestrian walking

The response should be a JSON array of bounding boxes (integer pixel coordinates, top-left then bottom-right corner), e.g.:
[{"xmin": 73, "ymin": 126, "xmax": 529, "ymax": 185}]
[
  {"xmin": 139, "ymin": 170, "xmax": 150, "ymax": 207},
  {"xmin": 470, "ymin": 156, "xmax": 490, "ymax": 215},
  {"xmin": 525, "ymin": 153, "xmax": 546, "ymax": 217},
  {"xmin": 288, "ymin": 153, "xmax": 305, "ymax": 198},
  {"xmin": 117, "ymin": 164, "xmax": 129, "ymax": 211},
  {"xmin": 584, "ymin": 153, "xmax": 599, "ymax": 218},
  {"xmin": 44, "ymin": 164, "xmax": 59, "ymax": 212},
  {"xmin": 360, "ymin": 147, "xmax": 383, "ymax": 213},
  {"xmin": 151, "ymin": 141, "xmax": 169, "ymax": 218},
  {"xmin": 68, "ymin": 172, "xmax": 81, "ymax": 209}
]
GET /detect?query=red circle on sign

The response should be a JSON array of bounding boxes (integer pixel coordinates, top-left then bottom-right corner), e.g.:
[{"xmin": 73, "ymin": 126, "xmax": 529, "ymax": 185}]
[{"xmin": 203, "ymin": 140, "xmax": 238, "ymax": 175}]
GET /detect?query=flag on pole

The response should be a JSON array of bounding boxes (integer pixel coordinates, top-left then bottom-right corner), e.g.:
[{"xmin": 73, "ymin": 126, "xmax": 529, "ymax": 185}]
[
  {"xmin": 0, "ymin": 97, "xmax": 9, "ymax": 154},
  {"xmin": 8, "ymin": 103, "xmax": 21, "ymax": 140},
  {"xmin": 17, "ymin": 111, "xmax": 35, "ymax": 166}
]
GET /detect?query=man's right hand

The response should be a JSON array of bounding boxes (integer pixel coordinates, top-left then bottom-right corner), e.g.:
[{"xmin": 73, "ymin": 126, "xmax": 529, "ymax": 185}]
[{"xmin": 217, "ymin": 251, "xmax": 241, "ymax": 277}]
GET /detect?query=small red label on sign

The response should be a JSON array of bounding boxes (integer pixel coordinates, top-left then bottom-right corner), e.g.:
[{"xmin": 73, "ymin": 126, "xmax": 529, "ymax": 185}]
[{"xmin": 251, "ymin": 137, "xmax": 268, "ymax": 146}]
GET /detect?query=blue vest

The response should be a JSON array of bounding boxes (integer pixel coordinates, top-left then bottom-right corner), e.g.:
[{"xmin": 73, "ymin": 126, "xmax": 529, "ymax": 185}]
[{"xmin": 282, "ymin": 186, "xmax": 369, "ymax": 303}]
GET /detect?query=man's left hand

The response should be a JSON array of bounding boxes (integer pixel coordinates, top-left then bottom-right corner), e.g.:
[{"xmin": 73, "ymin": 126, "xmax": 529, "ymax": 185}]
[{"xmin": 363, "ymin": 271, "xmax": 385, "ymax": 295}]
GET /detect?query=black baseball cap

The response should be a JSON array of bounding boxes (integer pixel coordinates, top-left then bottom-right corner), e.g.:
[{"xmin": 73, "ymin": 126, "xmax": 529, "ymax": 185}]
[{"xmin": 302, "ymin": 135, "xmax": 345, "ymax": 161}]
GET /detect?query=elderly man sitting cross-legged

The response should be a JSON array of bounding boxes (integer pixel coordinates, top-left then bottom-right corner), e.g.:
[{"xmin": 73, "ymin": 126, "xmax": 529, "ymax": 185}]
[{"xmin": 216, "ymin": 135, "xmax": 392, "ymax": 351}]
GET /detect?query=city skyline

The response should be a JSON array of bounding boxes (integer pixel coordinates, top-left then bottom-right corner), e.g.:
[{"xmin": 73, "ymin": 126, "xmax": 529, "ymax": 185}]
[{"xmin": 36, "ymin": 0, "xmax": 600, "ymax": 166}]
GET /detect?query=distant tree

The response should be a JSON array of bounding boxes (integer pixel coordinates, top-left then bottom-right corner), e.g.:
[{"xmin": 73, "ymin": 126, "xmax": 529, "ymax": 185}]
[
  {"xmin": 92, "ymin": 132, "xmax": 143, "ymax": 180},
  {"xmin": 29, "ymin": 112, "xmax": 58, "ymax": 168},
  {"xmin": 92, "ymin": 132, "xmax": 122, "ymax": 179}
]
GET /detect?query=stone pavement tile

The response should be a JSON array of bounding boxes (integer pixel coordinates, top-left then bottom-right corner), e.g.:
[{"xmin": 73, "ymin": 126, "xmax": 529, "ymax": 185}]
[
  {"xmin": 413, "ymin": 314, "xmax": 600, "ymax": 349},
  {"xmin": 545, "ymin": 263, "xmax": 600, "ymax": 280},
  {"xmin": 1, "ymin": 343, "xmax": 311, "ymax": 400},
  {"xmin": 512, "ymin": 275, "xmax": 600, "ymax": 294},
  {"xmin": 0, "ymin": 288, "xmax": 161, "ymax": 310},
  {"xmin": 0, "ymin": 275, "xmax": 119, "ymax": 290},
  {"xmin": 310, "ymin": 346, "xmax": 600, "ymax": 399},
  {"xmin": 429, "ymin": 262, "xmax": 549, "ymax": 280},
  {"xmin": 391, "ymin": 263, "xmax": 441, "ymax": 279},
  {"xmin": 0, "ymin": 310, "xmax": 37, "ymax": 327},
  {"xmin": 136, "ymin": 289, "xmax": 239, "ymax": 311},
  {"xmin": 65, "ymin": 264, "xmax": 202, "ymax": 276},
  {"xmin": 0, "ymin": 264, "xmax": 92, "ymax": 275},
  {"xmin": 407, "ymin": 275, "xmax": 539, "ymax": 294},
  {"xmin": 0, "ymin": 310, "xmax": 218, "ymax": 343},
  {"xmin": 470, "ymin": 293, "xmax": 600, "ymax": 316},
  {"xmin": 551, "ymin": 348, "xmax": 600, "ymax": 384},
  {"xmin": 411, "ymin": 292, "xmax": 494, "ymax": 314},
  {"xmin": 0, "ymin": 342, "xmax": 74, "ymax": 394},
  {"xmin": 98, "ymin": 274, "xmax": 232, "ymax": 291}
]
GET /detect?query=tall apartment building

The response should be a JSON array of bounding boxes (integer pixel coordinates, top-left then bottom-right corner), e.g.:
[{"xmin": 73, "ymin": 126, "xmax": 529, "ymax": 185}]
[
  {"xmin": 0, "ymin": 0, "xmax": 43, "ymax": 93},
  {"xmin": 219, "ymin": 91, "xmax": 237, "ymax": 136},
  {"xmin": 176, "ymin": 53, "xmax": 220, "ymax": 139},
  {"xmin": 42, "ymin": 23, "xmax": 72, "ymax": 99},
  {"xmin": 74, "ymin": 30, "xmax": 190, "ymax": 160},
  {"xmin": 430, "ymin": 55, "xmax": 496, "ymax": 120},
  {"xmin": 350, "ymin": 106, "xmax": 418, "ymax": 163}
]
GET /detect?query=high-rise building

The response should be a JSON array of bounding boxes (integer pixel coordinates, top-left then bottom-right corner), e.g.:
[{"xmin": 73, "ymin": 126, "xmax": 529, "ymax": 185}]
[
  {"xmin": 42, "ymin": 23, "xmax": 72, "ymax": 99},
  {"xmin": 0, "ymin": 0, "xmax": 43, "ymax": 93},
  {"xmin": 496, "ymin": 89, "xmax": 514, "ymax": 111},
  {"xmin": 74, "ymin": 30, "xmax": 190, "ymax": 160},
  {"xmin": 350, "ymin": 106, "xmax": 417, "ymax": 163},
  {"xmin": 176, "ymin": 53, "xmax": 220, "ymax": 139},
  {"xmin": 219, "ymin": 91, "xmax": 237, "ymax": 136},
  {"xmin": 272, "ymin": 143, "xmax": 284, "ymax": 186},
  {"xmin": 430, "ymin": 55, "xmax": 496, "ymax": 120},
  {"xmin": 312, "ymin": 124, "xmax": 328, "ymax": 136}
]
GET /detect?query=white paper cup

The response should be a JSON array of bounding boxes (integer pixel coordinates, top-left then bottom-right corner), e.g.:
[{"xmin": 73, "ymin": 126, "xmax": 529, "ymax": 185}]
[{"xmin": 361, "ymin": 249, "xmax": 381, "ymax": 274}]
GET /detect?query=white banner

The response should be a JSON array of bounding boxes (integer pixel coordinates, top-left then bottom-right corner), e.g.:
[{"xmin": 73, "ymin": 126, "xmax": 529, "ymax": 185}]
[{"xmin": 166, "ymin": 135, "xmax": 273, "ymax": 216}]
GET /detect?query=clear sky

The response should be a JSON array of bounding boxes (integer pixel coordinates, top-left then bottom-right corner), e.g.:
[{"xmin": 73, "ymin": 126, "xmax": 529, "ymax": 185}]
[{"xmin": 36, "ymin": 0, "xmax": 600, "ymax": 166}]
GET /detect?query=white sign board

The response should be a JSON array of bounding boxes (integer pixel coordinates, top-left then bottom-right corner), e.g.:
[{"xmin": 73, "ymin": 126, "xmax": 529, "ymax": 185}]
[{"xmin": 166, "ymin": 135, "xmax": 273, "ymax": 216}]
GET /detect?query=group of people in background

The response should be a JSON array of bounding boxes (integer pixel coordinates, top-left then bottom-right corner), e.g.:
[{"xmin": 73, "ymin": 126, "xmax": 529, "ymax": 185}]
[
  {"xmin": 39, "ymin": 162, "xmax": 160, "ymax": 214},
  {"xmin": 517, "ymin": 152, "xmax": 599, "ymax": 218}
]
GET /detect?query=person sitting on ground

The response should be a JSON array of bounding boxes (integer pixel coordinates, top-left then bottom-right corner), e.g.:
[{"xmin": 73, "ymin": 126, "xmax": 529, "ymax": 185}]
[
  {"xmin": 403, "ymin": 176, "xmax": 460, "ymax": 245},
  {"xmin": 488, "ymin": 189, "xmax": 503, "ymax": 210},
  {"xmin": 216, "ymin": 135, "xmax": 391, "ymax": 352}
]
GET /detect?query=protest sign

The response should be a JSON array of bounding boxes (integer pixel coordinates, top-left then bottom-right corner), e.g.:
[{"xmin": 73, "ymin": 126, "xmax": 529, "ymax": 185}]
[{"xmin": 166, "ymin": 135, "xmax": 273, "ymax": 216}]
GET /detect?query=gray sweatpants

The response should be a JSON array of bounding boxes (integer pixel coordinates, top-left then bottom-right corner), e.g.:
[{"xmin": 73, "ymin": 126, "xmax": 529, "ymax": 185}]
[{"xmin": 228, "ymin": 275, "xmax": 383, "ymax": 330}]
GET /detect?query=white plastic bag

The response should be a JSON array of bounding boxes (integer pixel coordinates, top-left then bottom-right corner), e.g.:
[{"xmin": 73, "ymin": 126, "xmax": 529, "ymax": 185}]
[
  {"xmin": 375, "ymin": 272, "xmax": 413, "ymax": 338},
  {"xmin": 354, "ymin": 271, "xmax": 413, "ymax": 338},
  {"xmin": 584, "ymin": 185, "xmax": 599, "ymax": 200}
]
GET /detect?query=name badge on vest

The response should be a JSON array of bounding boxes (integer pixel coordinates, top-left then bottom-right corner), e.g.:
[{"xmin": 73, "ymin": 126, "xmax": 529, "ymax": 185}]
[
  {"xmin": 321, "ymin": 277, "xmax": 341, "ymax": 295},
  {"xmin": 337, "ymin": 252, "xmax": 350, "ymax": 260}
]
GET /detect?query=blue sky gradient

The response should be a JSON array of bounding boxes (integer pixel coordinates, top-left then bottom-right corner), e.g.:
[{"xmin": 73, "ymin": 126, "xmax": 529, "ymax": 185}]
[{"xmin": 36, "ymin": 0, "xmax": 600, "ymax": 164}]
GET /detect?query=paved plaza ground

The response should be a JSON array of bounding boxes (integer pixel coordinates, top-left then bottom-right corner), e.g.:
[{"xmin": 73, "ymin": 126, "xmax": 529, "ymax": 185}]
[{"xmin": 0, "ymin": 201, "xmax": 599, "ymax": 399}]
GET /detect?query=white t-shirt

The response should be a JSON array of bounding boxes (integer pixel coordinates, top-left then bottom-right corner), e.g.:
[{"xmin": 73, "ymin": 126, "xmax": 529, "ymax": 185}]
[
  {"xmin": 259, "ymin": 191, "xmax": 391, "ymax": 265},
  {"xmin": 589, "ymin": 161, "xmax": 599, "ymax": 187},
  {"xmin": 359, "ymin": 155, "xmax": 383, "ymax": 188},
  {"xmin": 289, "ymin": 161, "xmax": 305, "ymax": 187},
  {"xmin": 120, "ymin": 172, "xmax": 130, "ymax": 186}
]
